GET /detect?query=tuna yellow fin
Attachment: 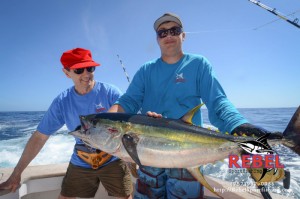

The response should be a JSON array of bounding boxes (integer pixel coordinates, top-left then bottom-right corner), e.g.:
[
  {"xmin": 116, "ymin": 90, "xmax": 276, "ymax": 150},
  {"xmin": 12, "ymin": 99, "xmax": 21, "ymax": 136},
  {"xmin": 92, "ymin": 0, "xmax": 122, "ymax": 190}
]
[
  {"xmin": 181, "ymin": 103, "xmax": 204, "ymax": 125},
  {"xmin": 187, "ymin": 166, "xmax": 223, "ymax": 199}
]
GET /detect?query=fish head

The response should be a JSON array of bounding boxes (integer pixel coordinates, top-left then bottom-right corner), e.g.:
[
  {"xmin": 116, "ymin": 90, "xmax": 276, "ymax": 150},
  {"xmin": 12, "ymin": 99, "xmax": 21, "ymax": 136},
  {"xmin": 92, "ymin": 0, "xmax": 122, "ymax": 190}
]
[
  {"xmin": 79, "ymin": 115, "xmax": 93, "ymax": 131},
  {"xmin": 69, "ymin": 114, "xmax": 124, "ymax": 154}
]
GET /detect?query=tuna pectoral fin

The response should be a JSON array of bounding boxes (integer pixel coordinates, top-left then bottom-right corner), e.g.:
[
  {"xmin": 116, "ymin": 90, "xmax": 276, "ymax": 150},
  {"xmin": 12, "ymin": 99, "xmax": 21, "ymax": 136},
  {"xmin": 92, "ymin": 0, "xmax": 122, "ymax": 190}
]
[
  {"xmin": 187, "ymin": 167, "xmax": 223, "ymax": 199},
  {"xmin": 282, "ymin": 106, "xmax": 300, "ymax": 155},
  {"xmin": 122, "ymin": 133, "xmax": 143, "ymax": 168}
]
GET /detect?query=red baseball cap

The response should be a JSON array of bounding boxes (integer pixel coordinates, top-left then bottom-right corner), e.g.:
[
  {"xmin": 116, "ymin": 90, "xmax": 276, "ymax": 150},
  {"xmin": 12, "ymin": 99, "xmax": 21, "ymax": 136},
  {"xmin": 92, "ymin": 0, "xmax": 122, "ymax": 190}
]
[{"xmin": 60, "ymin": 48, "xmax": 100, "ymax": 69}]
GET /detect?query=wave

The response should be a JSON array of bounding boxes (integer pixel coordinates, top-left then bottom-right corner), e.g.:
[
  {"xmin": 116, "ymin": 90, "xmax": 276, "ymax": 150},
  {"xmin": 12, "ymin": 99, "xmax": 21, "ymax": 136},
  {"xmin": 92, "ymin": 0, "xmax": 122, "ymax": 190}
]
[{"xmin": 0, "ymin": 109, "xmax": 299, "ymax": 198}]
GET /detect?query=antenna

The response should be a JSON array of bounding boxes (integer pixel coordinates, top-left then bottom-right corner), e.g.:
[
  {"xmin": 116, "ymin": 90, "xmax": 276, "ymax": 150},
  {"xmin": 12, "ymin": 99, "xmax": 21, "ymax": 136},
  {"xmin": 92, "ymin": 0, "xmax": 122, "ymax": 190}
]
[{"xmin": 117, "ymin": 55, "xmax": 131, "ymax": 83}]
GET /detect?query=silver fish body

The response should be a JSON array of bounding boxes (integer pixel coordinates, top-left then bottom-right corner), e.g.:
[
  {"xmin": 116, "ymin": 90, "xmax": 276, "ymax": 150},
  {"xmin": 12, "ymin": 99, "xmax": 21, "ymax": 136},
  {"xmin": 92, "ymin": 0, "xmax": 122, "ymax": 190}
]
[{"xmin": 72, "ymin": 113, "xmax": 254, "ymax": 168}]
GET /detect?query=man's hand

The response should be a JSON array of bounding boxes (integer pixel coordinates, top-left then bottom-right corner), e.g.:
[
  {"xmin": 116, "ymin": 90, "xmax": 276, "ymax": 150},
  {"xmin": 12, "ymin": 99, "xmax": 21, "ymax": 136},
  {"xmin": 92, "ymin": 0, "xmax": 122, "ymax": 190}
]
[
  {"xmin": 231, "ymin": 123, "xmax": 269, "ymax": 137},
  {"xmin": 0, "ymin": 174, "xmax": 21, "ymax": 192},
  {"xmin": 231, "ymin": 123, "xmax": 283, "ymax": 139},
  {"xmin": 146, "ymin": 111, "xmax": 162, "ymax": 118},
  {"xmin": 0, "ymin": 131, "xmax": 49, "ymax": 194}
]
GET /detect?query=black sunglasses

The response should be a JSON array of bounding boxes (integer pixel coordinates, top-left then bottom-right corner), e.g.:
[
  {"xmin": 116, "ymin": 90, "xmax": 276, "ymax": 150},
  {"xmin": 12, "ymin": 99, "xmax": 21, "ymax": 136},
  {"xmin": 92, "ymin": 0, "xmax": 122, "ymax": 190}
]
[
  {"xmin": 73, "ymin": 67, "xmax": 96, "ymax": 75},
  {"xmin": 156, "ymin": 26, "xmax": 183, "ymax": 39}
]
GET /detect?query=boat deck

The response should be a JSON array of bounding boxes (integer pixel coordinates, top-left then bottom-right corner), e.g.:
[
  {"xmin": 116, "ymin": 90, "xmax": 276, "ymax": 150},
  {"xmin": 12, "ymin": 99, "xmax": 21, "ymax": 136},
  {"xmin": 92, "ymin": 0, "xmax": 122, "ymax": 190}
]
[{"xmin": 0, "ymin": 163, "xmax": 290, "ymax": 199}]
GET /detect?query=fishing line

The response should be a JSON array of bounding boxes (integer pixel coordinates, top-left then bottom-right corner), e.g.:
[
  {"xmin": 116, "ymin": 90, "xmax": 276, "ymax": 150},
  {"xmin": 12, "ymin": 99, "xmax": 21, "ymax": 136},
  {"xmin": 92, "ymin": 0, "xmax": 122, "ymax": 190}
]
[
  {"xmin": 117, "ymin": 54, "xmax": 131, "ymax": 83},
  {"xmin": 185, "ymin": 28, "xmax": 252, "ymax": 34}
]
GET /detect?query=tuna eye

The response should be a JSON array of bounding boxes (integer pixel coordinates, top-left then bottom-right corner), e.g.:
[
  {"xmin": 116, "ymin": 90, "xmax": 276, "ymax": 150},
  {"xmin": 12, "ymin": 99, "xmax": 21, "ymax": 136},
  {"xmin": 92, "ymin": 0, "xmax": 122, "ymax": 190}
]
[
  {"xmin": 108, "ymin": 127, "xmax": 118, "ymax": 133},
  {"xmin": 92, "ymin": 119, "xmax": 98, "ymax": 126}
]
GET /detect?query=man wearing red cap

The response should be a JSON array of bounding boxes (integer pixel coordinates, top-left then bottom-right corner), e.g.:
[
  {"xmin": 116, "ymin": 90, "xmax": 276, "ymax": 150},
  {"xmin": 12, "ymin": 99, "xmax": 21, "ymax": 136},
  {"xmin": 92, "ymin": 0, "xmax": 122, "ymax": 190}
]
[{"xmin": 0, "ymin": 48, "xmax": 133, "ymax": 199}]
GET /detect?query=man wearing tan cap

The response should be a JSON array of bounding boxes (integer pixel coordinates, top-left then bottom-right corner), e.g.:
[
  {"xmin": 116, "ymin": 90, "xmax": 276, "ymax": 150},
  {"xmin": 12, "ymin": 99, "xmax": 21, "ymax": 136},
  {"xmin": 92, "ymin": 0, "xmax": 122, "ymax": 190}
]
[
  {"xmin": 0, "ymin": 48, "xmax": 133, "ymax": 199},
  {"xmin": 109, "ymin": 13, "xmax": 269, "ymax": 198}
]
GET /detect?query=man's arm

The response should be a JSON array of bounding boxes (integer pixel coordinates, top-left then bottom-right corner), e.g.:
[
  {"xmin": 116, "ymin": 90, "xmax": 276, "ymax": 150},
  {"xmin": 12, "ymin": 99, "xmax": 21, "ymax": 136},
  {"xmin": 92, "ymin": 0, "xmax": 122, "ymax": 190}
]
[
  {"xmin": 108, "ymin": 104, "xmax": 162, "ymax": 118},
  {"xmin": 0, "ymin": 131, "xmax": 49, "ymax": 192},
  {"xmin": 108, "ymin": 104, "xmax": 125, "ymax": 113}
]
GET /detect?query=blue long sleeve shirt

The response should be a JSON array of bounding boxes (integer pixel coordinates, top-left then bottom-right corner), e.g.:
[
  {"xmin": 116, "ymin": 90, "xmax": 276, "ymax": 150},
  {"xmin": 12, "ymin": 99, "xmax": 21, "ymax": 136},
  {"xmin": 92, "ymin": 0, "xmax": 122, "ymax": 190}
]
[{"xmin": 116, "ymin": 53, "xmax": 247, "ymax": 133}]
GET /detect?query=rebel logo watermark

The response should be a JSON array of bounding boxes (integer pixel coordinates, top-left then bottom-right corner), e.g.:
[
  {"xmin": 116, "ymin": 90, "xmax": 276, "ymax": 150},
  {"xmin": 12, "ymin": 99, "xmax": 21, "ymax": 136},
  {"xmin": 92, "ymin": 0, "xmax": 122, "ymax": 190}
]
[
  {"xmin": 229, "ymin": 154, "xmax": 284, "ymax": 168},
  {"xmin": 228, "ymin": 133, "xmax": 284, "ymax": 181}
]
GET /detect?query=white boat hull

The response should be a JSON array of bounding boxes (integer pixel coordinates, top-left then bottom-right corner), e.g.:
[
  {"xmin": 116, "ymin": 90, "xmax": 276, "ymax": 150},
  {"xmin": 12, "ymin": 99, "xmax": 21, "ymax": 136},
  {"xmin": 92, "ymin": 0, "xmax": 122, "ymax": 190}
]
[{"xmin": 0, "ymin": 163, "xmax": 290, "ymax": 199}]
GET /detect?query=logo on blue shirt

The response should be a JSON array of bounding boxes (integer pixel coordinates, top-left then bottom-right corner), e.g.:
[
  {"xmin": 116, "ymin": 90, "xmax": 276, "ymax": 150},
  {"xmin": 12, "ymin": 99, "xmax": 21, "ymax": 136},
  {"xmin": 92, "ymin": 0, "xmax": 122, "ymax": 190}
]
[
  {"xmin": 95, "ymin": 103, "xmax": 106, "ymax": 113},
  {"xmin": 175, "ymin": 73, "xmax": 186, "ymax": 83}
]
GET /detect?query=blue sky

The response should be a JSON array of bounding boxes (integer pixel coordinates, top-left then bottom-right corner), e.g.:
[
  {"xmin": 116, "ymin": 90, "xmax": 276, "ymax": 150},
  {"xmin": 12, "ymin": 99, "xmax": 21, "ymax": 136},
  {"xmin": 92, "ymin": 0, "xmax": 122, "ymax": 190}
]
[{"xmin": 0, "ymin": 0, "xmax": 299, "ymax": 111}]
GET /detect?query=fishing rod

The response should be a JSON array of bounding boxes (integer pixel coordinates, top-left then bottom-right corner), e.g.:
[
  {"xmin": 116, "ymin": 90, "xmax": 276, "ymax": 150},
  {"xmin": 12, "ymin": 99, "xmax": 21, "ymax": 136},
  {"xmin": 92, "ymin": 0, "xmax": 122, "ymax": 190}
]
[
  {"xmin": 249, "ymin": 0, "xmax": 300, "ymax": 29},
  {"xmin": 116, "ymin": 55, "xmax": 142, "ymax": 113},
  {"xmin": 117, "ymin": 54, "xmax": 131, "ymax": 83},
  {"xmin": 253, "ymin": 9, "xmax": 300, "ymax": 30}
]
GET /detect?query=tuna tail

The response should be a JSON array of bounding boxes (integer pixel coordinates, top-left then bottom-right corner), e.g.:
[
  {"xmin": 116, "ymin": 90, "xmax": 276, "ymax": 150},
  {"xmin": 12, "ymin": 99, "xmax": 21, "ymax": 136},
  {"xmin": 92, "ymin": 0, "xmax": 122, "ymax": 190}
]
[{"xmin": 282, "ymin": 106, "xmax": 300, "ymax": 155}]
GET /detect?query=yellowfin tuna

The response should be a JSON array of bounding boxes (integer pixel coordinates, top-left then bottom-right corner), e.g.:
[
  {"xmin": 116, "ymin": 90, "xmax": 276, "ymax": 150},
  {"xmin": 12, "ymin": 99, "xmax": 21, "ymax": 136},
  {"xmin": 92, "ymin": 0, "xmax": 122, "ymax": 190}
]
[{"xmin": 70, "ymin": 104, "xmax": 300, "ymax": 198}]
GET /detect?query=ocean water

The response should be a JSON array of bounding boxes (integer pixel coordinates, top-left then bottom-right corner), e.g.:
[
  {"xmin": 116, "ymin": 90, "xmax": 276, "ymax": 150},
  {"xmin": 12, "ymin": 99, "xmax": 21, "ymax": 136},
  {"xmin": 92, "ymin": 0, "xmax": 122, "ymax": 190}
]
[{"xmin": 0, "ymin": 108, "xmax": 299, "ymax": 198}]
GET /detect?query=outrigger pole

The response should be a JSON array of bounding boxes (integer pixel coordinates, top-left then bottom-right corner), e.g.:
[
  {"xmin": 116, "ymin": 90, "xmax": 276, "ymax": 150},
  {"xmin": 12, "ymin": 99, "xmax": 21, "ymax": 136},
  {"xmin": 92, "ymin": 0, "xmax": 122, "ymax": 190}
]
[{"xmin": 249, "ymin": 0, "xmax": 300, "ymax": 29}]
